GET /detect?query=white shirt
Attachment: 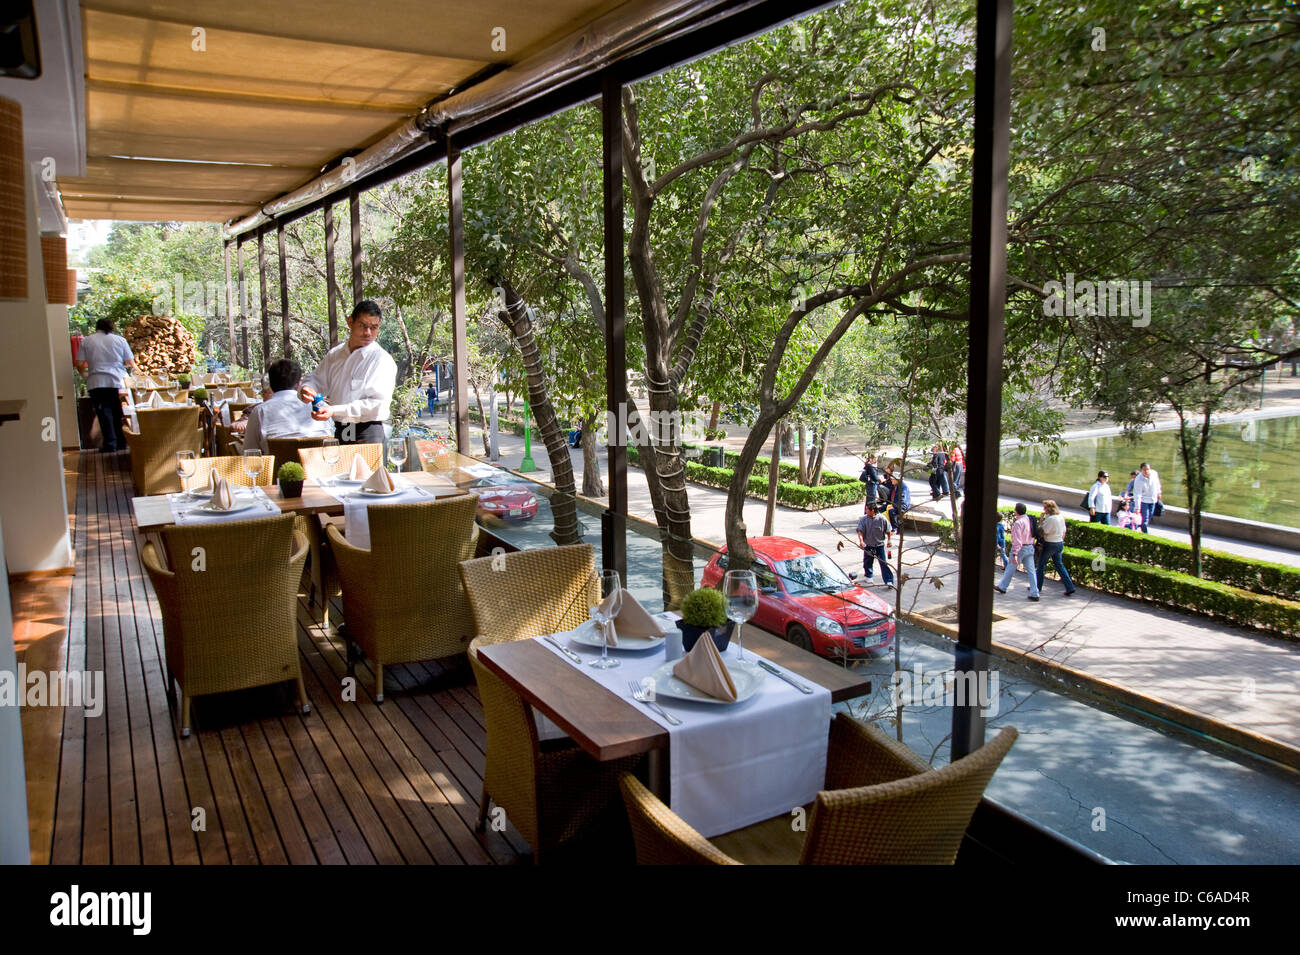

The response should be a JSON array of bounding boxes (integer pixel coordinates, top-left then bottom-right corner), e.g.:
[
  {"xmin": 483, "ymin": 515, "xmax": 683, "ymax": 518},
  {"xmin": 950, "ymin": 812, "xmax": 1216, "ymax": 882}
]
[
  {"xmin": 1088, "ymin": 480, "xmax": 1112, "ymax": 512},
  {"xmin": 78, "ymin": 331, "xmax": 134, "ymax": 390},
  {"xmin": 1133, "ymin": 469, "xmax": 1162, "ymax": 503},
  {"xmin": 242, "ymin": 389, "xmax": 333, "ymax": 454},
  {"xmin": 302, "ymin": 341, "xmax": 397, "ymax": 424},
  {"xmin": 1041, "ymin": 513, "xmax": 1067, "ymax": 543}
]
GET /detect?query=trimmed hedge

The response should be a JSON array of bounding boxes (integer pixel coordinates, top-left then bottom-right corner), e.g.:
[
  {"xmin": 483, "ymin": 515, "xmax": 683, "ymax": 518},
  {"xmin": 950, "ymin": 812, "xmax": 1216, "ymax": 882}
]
[
  {"xmin": 1057, "ymin": 519, "xmax": 1300, "ymax": 601},
  {"xmin": 467, "ymin": 408, "xmax": 526, "ymax": 436},
  {"xmin": 627, "ymin": 445, "xmax": 865, "ymax": 510},
  {"xmin": 1056, "ymin": 547, "xmax": 1300, "ymax": 640}
]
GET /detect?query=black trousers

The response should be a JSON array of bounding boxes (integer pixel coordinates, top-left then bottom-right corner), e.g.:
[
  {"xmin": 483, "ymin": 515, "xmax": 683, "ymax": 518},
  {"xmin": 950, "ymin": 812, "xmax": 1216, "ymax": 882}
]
[
  {"xmin": 336, "ymin": 420, "xmax": 386, "ymax": 445},
  {"xmin": 90, "ymin": 386, "xmax": 126, "ymax": 450}
]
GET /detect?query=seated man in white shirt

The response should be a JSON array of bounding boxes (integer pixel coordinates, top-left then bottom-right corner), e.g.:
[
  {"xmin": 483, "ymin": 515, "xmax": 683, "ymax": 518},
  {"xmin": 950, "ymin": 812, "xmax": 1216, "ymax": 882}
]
[
  {"xmin": 298, "ymin": 300, "xmax": 397, "ymax": 445},
  {"xmin": 242, "ymin": 358, "xmax": 333, "ymax": 454}
]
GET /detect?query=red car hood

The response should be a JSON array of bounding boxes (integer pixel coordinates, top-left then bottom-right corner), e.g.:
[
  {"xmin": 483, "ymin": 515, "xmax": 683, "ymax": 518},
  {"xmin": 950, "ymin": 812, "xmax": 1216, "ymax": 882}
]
[{"xmin": 796, "ymin": 588, "xmax": 891, "ymax": 624}]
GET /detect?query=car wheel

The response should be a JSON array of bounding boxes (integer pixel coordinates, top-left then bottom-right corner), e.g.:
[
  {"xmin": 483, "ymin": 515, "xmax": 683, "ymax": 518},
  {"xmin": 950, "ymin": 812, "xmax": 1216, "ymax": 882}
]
[{"xmin": 786, "ymin": 623, "xmax": 814, "ymax": 653}]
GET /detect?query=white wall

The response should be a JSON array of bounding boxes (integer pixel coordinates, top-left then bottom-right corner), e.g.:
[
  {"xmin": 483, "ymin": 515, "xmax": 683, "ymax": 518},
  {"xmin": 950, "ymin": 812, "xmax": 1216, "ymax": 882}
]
[
  {"xmin": 0, "ymin": 516, "xmax": 32, "ymax": 864},
  {"xmin": 0, "ymin": 165, "xmax": 72, "ymax": 573},
  {"xmin": 47, "ymin": 303, "xmax": 79, "ymax": 448}
]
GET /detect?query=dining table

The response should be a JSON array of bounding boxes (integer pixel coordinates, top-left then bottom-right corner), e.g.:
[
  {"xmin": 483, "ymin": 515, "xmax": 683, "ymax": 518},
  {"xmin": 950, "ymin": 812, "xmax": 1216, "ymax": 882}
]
[{"xmin": 476, "ymin": 623, "xmax": 872, "ymax": 836}]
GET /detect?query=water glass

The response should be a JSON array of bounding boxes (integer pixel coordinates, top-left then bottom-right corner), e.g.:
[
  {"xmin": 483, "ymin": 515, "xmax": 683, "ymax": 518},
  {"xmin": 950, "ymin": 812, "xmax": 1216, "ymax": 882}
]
[
  {"xmin": 590, "ymin": 570, "xmax": 623, "ymax": 670},
  {"xmin": 242, "ymin": 448, "xmax": 264, "ymax": 485},
  {"xmin": 322, "ymin": 437, "xmax": 341, "ymax": 482},
  {"xmin": 387, "ymin": 437, "xmax": 407, "ymax": 472},
  {"xmin": 724, "ymin": 569, "xmax": 759, "ymax": 662},
  {"xmin": 175, "ymin": 450, "xmax": 196, "ymax": 491}
]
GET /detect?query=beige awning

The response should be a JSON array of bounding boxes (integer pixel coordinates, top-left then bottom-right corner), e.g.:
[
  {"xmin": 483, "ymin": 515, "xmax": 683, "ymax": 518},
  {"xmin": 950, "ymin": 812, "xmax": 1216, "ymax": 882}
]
[{"xmin": 60, "ymin": 0, "xmax": 634, "ymax": 222}]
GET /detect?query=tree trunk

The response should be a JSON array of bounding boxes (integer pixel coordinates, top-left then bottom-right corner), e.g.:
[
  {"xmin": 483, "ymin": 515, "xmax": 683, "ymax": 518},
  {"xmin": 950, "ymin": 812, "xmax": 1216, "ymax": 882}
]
[
  {"xmin": 725, "ymin": 409, "xmax": 780, "ymax": 570},
  {"xmin": 472, "ymin": 384, "xmax": 490, "ymax": 456},
  {"xmin": 809, "ymin": 431, "xmax": 827, "ymax": 487},
  {"xmin": 797, "ymin": 421, "xmax": 808, "ymax": 485},
  {"xmin": 631, "ymin": 397, "xmax": 696, "ymax": 608},
  {"xmin": 764, "ymin": 420, "xmax": 783, "ymax": 536},
  {"xmin": 781, "ymin": 423, "xmax": 794, "ymax": 457},
  {"xmin": 493, "ymin": 281, "xmax": 580, "ymax": 545},
  {"xmin": 708, "ymin": 399, "xmax": 721, "ymax": 434},
  {"xmin": 580, "ymin": 413, "xmax": 604, "ymax": 498}
]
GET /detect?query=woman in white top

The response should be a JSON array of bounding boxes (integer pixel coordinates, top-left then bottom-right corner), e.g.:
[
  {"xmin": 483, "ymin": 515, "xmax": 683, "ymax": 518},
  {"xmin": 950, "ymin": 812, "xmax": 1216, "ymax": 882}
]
[
  {"xmin": 1087, "ymin": 470, "xmax": 1113, "ymax": 524},
  {"xmin": 1035, "ymin": 500, "xmax": 1076, "ymax": 596}
]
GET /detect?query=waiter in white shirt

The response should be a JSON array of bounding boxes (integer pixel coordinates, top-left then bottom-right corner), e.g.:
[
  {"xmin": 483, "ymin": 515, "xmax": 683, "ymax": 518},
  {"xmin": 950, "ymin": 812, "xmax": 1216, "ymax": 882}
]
[
  {"xmin": 243, "ymin": 357, "xmax": 333, "ymax": 454},
  {"xmin": 298, "ymin": 301, "xmax": 396, "ymax": 445},
  {"xmin": 75, "ymin": 317, "xmax": 136, "ymax": 452}
]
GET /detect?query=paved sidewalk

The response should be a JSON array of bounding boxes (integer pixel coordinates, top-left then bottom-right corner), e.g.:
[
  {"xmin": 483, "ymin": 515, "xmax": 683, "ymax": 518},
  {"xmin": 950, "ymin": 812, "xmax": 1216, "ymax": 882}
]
[{"xmin": 472, "ymin": 423, "xmax": 1300, "ymax": 764}]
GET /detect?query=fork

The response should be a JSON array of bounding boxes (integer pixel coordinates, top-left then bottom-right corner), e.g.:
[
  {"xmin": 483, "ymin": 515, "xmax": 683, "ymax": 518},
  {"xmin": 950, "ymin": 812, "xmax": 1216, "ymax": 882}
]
[{"xmin": 628, "ymin": 680, "xmax": 682, "ymax": 726}]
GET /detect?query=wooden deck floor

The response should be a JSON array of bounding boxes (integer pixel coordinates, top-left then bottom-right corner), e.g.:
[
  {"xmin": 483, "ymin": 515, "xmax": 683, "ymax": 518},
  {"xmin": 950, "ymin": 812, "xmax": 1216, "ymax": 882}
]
[{"xmin": 25, "ymin": 451, "xmax": 527, "ymax": 865}]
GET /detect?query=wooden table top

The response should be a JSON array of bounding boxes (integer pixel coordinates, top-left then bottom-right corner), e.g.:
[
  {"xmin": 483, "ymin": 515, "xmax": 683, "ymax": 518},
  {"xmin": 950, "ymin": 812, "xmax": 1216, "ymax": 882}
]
[
  {"xmin": 132, "ymin": 469, "xmax": 461, "ymax": 531},
  {"xmin": 476, "ymin": 626, "xmax": 872, "ymax": 762}
]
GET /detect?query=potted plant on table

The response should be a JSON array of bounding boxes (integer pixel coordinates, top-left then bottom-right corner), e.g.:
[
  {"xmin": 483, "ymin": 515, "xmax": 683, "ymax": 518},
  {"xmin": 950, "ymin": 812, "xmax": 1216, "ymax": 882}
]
[
  {"xmin": 277, "ymin": 461, "xmax": 305, "ymax": 498},
  {"xmin": 677, "ymin": 586, "xmax": 731, "ymax": 653}
]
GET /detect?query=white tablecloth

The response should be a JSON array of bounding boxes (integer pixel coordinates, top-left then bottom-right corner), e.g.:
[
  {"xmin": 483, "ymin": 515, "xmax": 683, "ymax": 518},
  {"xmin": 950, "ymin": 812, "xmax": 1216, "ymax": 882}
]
[
  {"xmin": 537, "ymin": 627, "xmax": 831, "ymax": 838},
  {"xmin": 167, "ymin": 486, "xmax": 279, "ymax": 524},
  {"xmin": 339, "ymin": 476, "xmax": 438, "ymax": 549}
]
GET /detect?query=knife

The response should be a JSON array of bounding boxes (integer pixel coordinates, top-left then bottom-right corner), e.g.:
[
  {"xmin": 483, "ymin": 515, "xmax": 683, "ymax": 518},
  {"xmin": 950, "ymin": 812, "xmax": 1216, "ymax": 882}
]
[
  {"xmin": 544, "ymin": 635, "xmax": 583, "ymax": 665},
  {"xmin": 756, "ymin": 659, "xmax": 814, "ymax": 694}
]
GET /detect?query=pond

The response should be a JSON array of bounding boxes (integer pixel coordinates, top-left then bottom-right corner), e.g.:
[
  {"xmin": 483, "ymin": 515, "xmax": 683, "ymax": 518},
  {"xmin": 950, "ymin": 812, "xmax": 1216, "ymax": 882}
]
[{"xmin": 999, "ymin": 414, "xmax": 1300, "ymax": 527}]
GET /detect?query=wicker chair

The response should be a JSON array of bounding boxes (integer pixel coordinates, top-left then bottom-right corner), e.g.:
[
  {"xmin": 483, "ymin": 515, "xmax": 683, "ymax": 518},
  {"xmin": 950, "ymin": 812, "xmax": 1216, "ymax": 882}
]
[
  {"xmin": 620, "ymin": 715, "xmax": 1018, "ymax": 865},
  {"xmin": 124, "ymin": 405, "xmax": 203, "ymax": 495},
  {"xmin": 297, "ymin": 442, "xmax": 382, "ymax": 483},
  {"xmin": 266, "ymin": 435, "xmax": 329, "ymax": 476},
  {"xmin": 458, "ymin": 544, "xmax": 598, "ymax": 647},
  {"xmin": 181, "ymin": 454, "xmax": 274, "ymax": 489},
  {"xmin": 325, "ymin": 497, "xmax": 479, "ymax": 701},
  {"xmin": 140, "ymin": 514, "xmax": 310, "ymax": 738}
]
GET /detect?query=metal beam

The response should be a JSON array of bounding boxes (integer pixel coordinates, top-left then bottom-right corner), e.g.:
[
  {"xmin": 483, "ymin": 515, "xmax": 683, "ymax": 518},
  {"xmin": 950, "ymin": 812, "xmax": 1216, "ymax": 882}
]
[
  {"xmin": 447, "ymin": 142, "xmax": 470, "ymax": 454},
  {"xmin": 602, "ymin": 73, "xmax": 627, "ymax": 581},
  {"xmin": 257, "ymin": 226, "xmax": 270, "ymax": 369},
  {"xmin": 236, "ymin": 237, "xmax": 249, "ymax": 368},
  {"xmin": 324, "ymin": 202, "xmax": 339, "ymax": 346},
  {"xmin": 349, "ymin": 186, "xmax": 363, "ymax": 305},
  {"xmin": 223, "ymin": 240, "xmax": 235, "ymax": 364},
  {"xmin": 953, "ymin": 0, "xmax": 1013, "ymax": 762},
  {"xmin": 278, "ymin": 223, "xmax": 290, "ymax": 359}
]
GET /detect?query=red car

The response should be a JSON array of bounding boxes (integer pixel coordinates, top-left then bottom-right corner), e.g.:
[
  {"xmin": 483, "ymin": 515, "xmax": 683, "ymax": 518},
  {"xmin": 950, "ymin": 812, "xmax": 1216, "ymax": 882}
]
[
  {"xmin": 701, "ymin": 536, "xmax": 895, "ymax": 659},
  {"xmin": 468, "ymin": 475, "xmax": 539, "ymax": 523}
]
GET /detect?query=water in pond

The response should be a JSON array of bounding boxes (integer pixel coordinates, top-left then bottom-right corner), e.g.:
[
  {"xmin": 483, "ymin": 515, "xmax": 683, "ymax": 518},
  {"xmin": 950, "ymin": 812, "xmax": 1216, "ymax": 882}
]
[{"xmin": 999, "ymin": 414, "xmax": 1300, "ymax": 527}]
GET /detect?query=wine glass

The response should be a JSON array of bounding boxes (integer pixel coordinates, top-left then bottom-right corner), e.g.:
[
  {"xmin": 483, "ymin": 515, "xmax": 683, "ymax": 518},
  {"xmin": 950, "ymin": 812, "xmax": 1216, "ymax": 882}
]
[
  {"xmin": 322, "ymin": 437, "xmax": 341, "ymax": 483},
  {"xmin": 175, "ymin": 450, "xmax": 197, "ymax": 494},
  {"xmin": 387, "ymin": 437, "xmax": 407, "ymax": 472},
  {"xmin": 723, "ymin": 569, "xmax": 759, "ymax": 662},
  {"xmin": 590, "ymin": 570, "xmax": 623, "ymax": 670},
  {"xmin": 242, "ymin": 448, "xmax": 264, "ymax": 489}
]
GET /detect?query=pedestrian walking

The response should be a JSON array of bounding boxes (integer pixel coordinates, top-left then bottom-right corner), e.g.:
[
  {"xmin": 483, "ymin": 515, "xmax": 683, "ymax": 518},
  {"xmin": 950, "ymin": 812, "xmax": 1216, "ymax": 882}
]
[
  {"xmin": 995, "ymin": 510, "xmax": 1011, "ymax": 571},
  {"xmin": 856, "ymin": 500, "xmax": 894, "ymax": 587},
  {"xmin": 995, "ymin": 502, "xmax": 1040, "ymax": 600},
  {"xmin": 1035, "ymin": 500, "xmax": 1077, "ymax": 595},
  {"xmin": 858, "ymin": 452, "xmax": 882, "ymax": 507},
  {"xmin": 1132, "ymin": 461, "xmax": 1163, "ymax": 533},
  {"xmin": 1087, "ymin": 469, "xmax": 1113, "ymax": 524},
  {"xmin": 949, "ymin": 443, "xmax": 965, "ymax": 497},
  {"xmin": 927, "ymin": 444, "xmax": 949, "ymax": 499}
]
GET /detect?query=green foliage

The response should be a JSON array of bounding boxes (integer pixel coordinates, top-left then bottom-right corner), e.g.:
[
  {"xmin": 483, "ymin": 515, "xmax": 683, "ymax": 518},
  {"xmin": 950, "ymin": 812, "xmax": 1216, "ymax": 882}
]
[
  {"xmin": 189, "ymin": 388, "xmax": 209, "ymax": 404},
  {"xmin": 277, "ymin": 462, "xmax": 306, "ymax": 482},
  {"xmin": 680, "ymin": 587, "xmax": 727, "ymax": 627},
  {"xmin": 389, "ymin": 381, "xmax": 426, "ymax": 436},
  {"xmin": 1058, "ymin": 548, "xmax": 1300, "ymax": 640},
  {"xmin": 628, "ymin": 445, "xmax": 863, "ymax": 510},
  {"xmin": 103, "ymin": 293, "xmax": 155, "ymax": 330}
]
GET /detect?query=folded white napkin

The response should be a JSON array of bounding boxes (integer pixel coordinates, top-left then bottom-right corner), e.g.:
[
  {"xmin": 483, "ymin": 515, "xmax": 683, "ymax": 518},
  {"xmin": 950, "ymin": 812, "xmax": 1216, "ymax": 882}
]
[
  {"xmin": 145, "ymin": 391, "xmax": 165, "ymax": 408},
  {"xmin": 219, "ymin": 401, "xmax": 232, "ymax": 426},
  {"xmin": 349, "ymin": 455, "xmax": 369, "ymax": 481},
  {"xmin": 207, "ymin": 468, "xmax": 219, "ymax": 495},
  {"xmin": 210, "ymin": 476, "xmax": 235, "ymax": 510},
  {"xmin": 361, "ymin": 464, "xmax": 395, "ymax": 493},
  {"xmin": 239, "ymin": 390, "xmax": 257, "ymax": 403},
  {"xmin": 672, "ymin": 627, "xmax": 738, "ymax": 701},
  {"xmin": 588, "ymin": 589, "xmax": 667, "ymax": 646}
]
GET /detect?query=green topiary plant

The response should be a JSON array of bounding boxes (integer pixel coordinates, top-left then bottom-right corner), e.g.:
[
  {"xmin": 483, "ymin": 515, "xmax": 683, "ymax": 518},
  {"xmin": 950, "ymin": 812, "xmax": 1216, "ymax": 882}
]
[
  {"xmin": 681, "ymin": 586, "xmax": 727, "ymax": 628},
  {"xmin": 277, "ymin": 461, "xmax": 305, "ymax": 482},
  {"xmin": 190, "ymin": 388, "xmax": 209, "ymax": 404}
]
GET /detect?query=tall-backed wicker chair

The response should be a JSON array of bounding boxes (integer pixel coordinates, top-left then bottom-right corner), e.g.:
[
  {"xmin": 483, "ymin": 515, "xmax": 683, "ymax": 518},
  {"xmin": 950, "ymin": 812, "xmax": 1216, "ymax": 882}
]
[
  {"xmin": 124, "ymin": 405, "xmax": 202, "ymax": 495},
  {"xmin": 325, "ymin": 496, "xmax": 479, "ymax": 701},
  {"xmin": 297, "ymin": 442, "xmax": 383, "ymax": 623},
  {"xmin": 141, "ymin": 514, "xmax": 309, "ymax": 738},
  {"xmin": 266, "ymin": 435, "xmax": 329, "ymax": 476},
  {"xmin": 620, "ymin": 716, "xmax": 1018, "ymax": 865},
  {"xmin": 460, "ymin": 544, "xmax": 639, "ymax": 861},
  {"xmin": 458, "ymin": 544, "xmax": 598, "ymax": 647},
  {"xmin": 181, "ymin": 454, "xmax": 274, "ymax": 489},
  {"xmin": 297, "ymin": 442, "xmax": 382, "ymax": 483}
]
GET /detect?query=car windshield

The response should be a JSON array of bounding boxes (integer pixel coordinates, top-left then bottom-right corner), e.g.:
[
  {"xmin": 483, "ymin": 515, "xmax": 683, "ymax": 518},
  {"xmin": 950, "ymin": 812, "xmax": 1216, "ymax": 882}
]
[{"xmin": 773, "ymin": 553, "xmax": 853, "ymax": 596}]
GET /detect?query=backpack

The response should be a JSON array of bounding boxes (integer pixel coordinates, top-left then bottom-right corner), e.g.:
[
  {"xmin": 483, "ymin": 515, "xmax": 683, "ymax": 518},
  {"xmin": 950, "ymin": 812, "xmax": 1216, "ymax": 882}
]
[{"xmin": 1029, "ymin": 513, "xmax": 1043, "ymax": 543}]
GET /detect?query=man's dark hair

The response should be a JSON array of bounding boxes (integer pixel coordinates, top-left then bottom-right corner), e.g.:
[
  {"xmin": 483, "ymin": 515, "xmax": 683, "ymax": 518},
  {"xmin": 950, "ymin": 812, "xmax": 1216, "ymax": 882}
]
[
  {"xmin": 1139, "ymin": 461, "xmax": 1150, "ymax": 469},
  {"xmin": 351, "ymin": 300, "xmax": 382, "ymax": 320},
  {"xmin": 1014, "ymin": 502, "xmax": 1027, "ymax": 515},
  {"xmin": 95, "ymin": 318, "xmax": 113, "ymax": 333},
  {"xmin": 267, "ymin": 357, "xmax": 302, "ymax": 393},
  {"xmin": 1098, "ymin": 470, "xmax": 1108, "ymax": 479},
  {"xmin": 864, "ymin": 500, "xmax": 878, "ymax": 513}
]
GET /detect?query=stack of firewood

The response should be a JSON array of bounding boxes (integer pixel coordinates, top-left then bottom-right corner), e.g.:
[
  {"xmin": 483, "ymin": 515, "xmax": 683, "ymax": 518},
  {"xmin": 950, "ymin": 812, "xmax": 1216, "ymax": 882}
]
[{"xmin": 124, "ymin": 314, "xmax": 199, "ymax": 377}]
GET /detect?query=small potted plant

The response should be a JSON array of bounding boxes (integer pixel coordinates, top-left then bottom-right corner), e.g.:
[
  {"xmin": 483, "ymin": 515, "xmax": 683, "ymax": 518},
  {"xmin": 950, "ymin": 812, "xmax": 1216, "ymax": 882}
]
[
  {"xmin": 190, "ymin": 387, "xmax": 209, "ymax": 406},
  {"xmin": 277, "ymin": 461, "xmax": 305, "ymax": 498},
  {"xmin": 177, "ymin": 373, "xmax": 191, "ymax": 388},
  {"xmin": 677, "ymin": 586, "xmax": 731, "ymax": 653}
]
